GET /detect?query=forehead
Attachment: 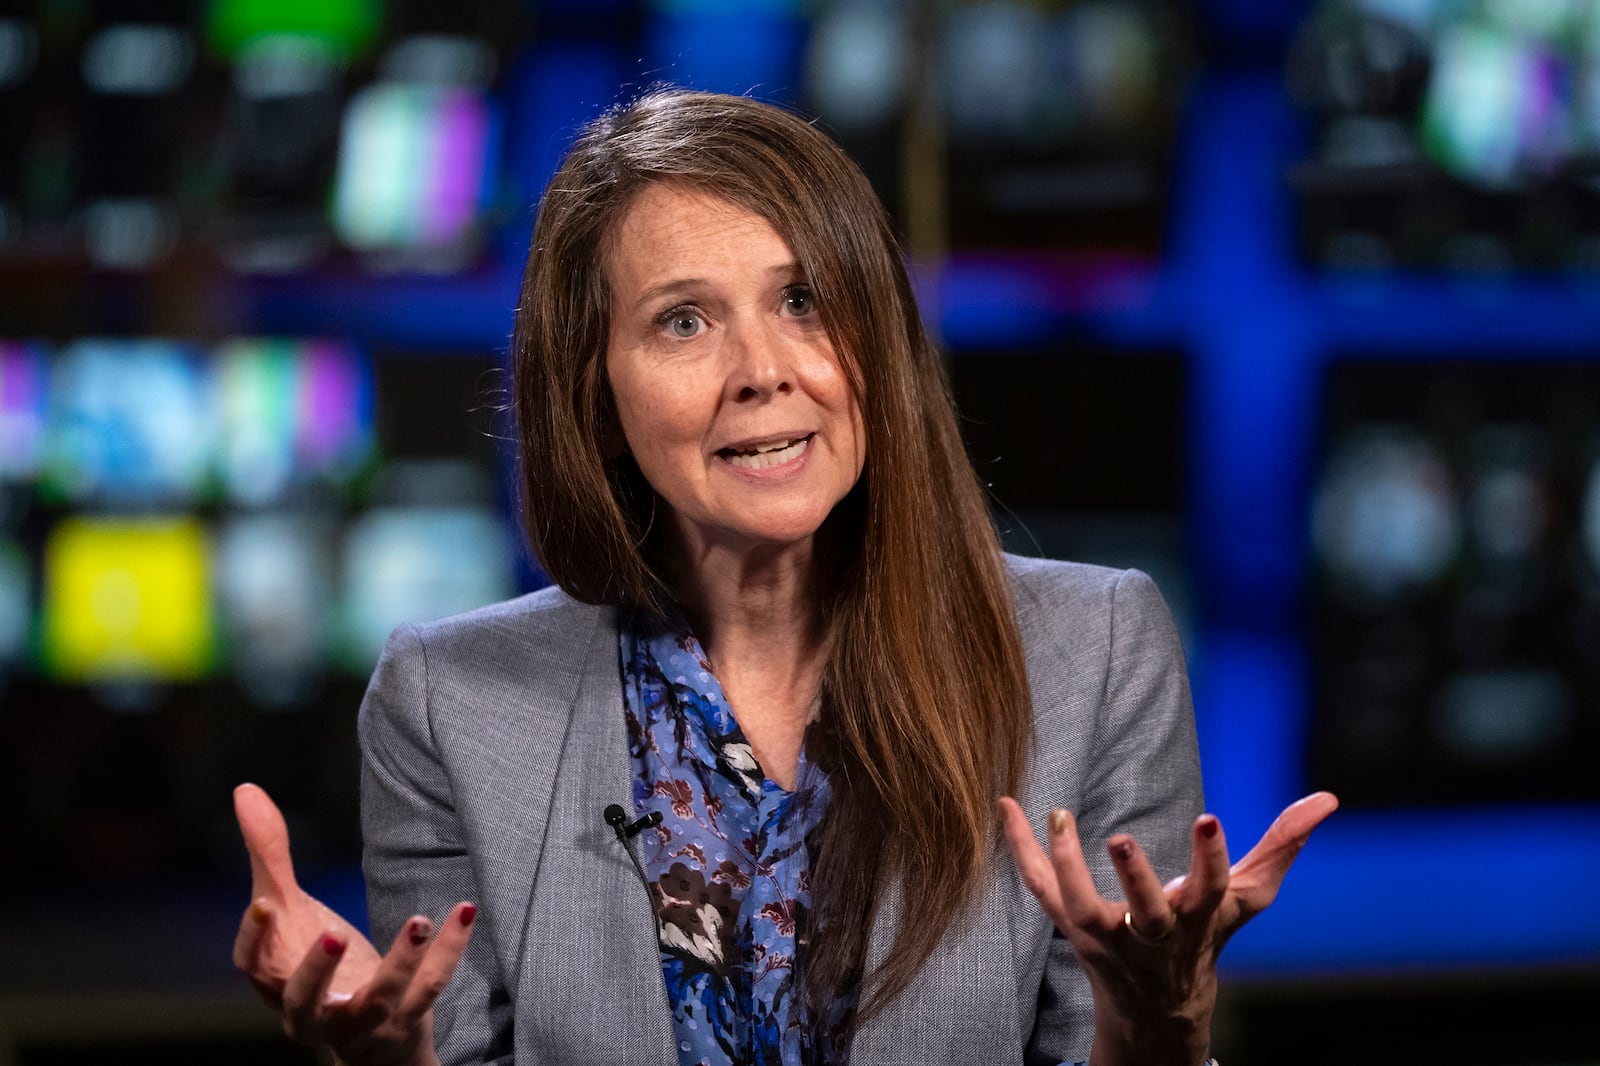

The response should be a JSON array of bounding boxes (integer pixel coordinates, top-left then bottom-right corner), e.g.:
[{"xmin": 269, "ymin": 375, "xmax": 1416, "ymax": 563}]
[{"xmin": 604, "ymin": 184, "xmax": 796, "ymax": 296}]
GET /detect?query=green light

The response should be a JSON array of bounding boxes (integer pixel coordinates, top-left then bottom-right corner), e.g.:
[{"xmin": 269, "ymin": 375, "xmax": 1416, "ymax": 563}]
[{"xmin": 206, "ymin": 0, "xmax": 382, "ymax": 61}]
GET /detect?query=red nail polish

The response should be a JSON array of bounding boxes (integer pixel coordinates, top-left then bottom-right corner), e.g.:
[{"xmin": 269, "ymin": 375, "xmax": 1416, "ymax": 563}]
[
  {"xmin": 460, "ymin": 904, "xmax": 478, "ymax": 927},
  {"xmin": 321, "ymin": 934, "xmax": 345, "ymax": 957},
  {"xmin": 408, "ymin": 919, "xmax": 431, "ymax": 946},
  {"xmin": 1199, "ymin": 817, "xmax": 1219, "ymax": 839},
  {"xmin": 1112, "ymin": 841, "xmax": 1134, "ymax": 861}
]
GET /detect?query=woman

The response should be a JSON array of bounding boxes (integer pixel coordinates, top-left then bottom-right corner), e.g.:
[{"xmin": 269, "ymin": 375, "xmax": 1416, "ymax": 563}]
[{"xmin": 233, "ymin": 88, "xmax": 1336, "ymax": 1066}]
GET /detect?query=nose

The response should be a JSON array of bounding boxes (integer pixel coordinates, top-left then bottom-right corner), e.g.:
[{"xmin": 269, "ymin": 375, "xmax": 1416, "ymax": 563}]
[{"xmin": 725, "ymin": 318, "xmax": 794, "ymax": 403}]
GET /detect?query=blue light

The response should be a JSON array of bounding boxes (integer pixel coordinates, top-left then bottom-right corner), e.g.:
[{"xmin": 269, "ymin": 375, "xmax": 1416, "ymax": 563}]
[{"xmin": 640, "ymin": 11, "xmax": 804, "ymax": 102}]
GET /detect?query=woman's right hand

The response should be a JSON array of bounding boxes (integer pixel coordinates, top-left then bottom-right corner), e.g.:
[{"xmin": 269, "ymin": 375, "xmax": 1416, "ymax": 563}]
[{"xmin": 232, "ymin": 783, "xmax": 477, "ymax": 1066}]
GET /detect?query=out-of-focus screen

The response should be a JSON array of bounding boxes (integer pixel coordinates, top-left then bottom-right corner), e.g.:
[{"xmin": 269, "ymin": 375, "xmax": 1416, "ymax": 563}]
[
  {"xmin": 805, "ymin": 0, "xmax": 1191, "ymax": 257},
  {"xmin": 0, "ymin": 337, "xmax": 517, "ymax": 887},
  {"xmin": 0, "ymin": 1, "xmax": 517, "ymax": 275},
  {"xmin": 1290, "ymin": 0, "xmax": 1600, "ymax": 272},
  {"xmin": 1310, "ymin": 359, "xmax": 1600, "ymax": 806}
]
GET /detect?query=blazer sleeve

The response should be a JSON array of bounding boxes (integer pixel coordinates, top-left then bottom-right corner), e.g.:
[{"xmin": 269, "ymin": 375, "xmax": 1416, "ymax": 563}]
[
  {"xmin": 359, "ymin": 623, "xmax": 515, "ymax": 1066},
  {"xmin": 1025, "ymin": 568, "xmax": 1206, "ymax": 1065}
]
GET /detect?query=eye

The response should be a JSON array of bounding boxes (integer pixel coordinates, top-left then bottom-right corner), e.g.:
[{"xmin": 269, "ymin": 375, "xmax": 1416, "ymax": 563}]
[
  {"xmin": 658, "ymin": 307, "xmax": 704, "ymax": 339},
  {"xmin": 782, "ymin": 285, "xmax": 815, "ymax": 317}
]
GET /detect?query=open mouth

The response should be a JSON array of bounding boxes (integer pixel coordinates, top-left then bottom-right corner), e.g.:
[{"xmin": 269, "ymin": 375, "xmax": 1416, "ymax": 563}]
[{"xmin": 718, "ymin": 434, "xmax": 813, "ymax": 470}]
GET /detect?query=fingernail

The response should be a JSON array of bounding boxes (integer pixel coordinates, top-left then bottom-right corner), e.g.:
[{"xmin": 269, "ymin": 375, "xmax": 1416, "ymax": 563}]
[
  {"xmin": 1048, "ymin": 810, "xmax": 1069, "ymax": 836},
  {"xmin": 408, "ymin": 918, "xmax": 432, "ymax": 946},
  {"xmin": 321, "ymin": 934, "xmax": 345, "ymax": 957},
  {"xmin": 1199, "ymin": 816, "xmax": 1219, "ymax": 839},
  {"xmin": 1111, "ymin": 840, "xmax": 1134, "ymax": 861},
  {"xmin": 249, "ymin": 900, "xmax": 269, "ymax": 924},
  {"xmin": 460, "ymin": 904, "xmax": 478, "ymax": 928}
]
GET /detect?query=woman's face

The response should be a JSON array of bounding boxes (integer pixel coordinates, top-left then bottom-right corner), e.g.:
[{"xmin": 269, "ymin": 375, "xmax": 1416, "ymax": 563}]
[{"xmin": 604, "ymin": 184, "xmax": 865, "ymax": 559}]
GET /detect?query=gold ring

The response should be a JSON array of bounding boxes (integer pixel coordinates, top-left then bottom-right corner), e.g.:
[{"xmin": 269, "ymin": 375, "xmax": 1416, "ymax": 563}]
[{"xmin": 1123, "ymin": 909, "xmax": 1174, "ymax": 945}]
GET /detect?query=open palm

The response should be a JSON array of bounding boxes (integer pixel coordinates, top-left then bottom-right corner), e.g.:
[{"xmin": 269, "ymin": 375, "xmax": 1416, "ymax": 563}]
[
  {"xmin": 232, "ymin": 783, "xmax": 382, "ymax": 1000},
  {"xmin": 999, "ymin": 791, "xmax": 1339, "ymax": 1065},
  {"xmin": 231, "ymin": 783, "xmax": 475, "ymax": 1066}
]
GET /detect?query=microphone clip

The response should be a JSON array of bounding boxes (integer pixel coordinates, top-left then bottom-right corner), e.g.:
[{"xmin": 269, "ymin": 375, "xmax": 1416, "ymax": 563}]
[{"xmin": 604, "ymin": 803, "xmax": 662, "ymax": 841}]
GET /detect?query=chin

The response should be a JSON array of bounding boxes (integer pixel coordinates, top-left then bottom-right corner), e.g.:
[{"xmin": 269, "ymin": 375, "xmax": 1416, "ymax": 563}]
[
  {"xmin": 738, "ymin": 524, "xmax": 827, "ymax": 550},
  {"xmin": 724, "ymin": 505, "xmax": 836, "ymax": 551}
]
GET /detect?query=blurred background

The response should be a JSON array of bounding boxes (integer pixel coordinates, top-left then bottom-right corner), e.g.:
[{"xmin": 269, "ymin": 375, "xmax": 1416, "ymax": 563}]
[{"xmin": 1, "ymin": 0, "xmax": 1598, "ymax": 1062}]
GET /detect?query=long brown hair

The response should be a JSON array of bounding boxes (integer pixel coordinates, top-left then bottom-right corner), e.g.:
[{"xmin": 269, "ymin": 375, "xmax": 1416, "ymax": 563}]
[{"xmin": 511, "ymin": 88, "xmax": 1032, "ymax": 1024}]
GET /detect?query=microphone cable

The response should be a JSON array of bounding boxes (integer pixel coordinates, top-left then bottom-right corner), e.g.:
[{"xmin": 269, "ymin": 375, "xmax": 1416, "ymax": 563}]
[{"xmin": 604, "ymin": 804, "xmax": 663, "ymax": 931}]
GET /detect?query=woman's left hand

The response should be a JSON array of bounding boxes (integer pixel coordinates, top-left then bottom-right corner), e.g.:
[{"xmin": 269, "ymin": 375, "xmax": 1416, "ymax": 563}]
[{"xmin": 997, "ymin": 791, "xmax": 1338, "ymax": 1066}]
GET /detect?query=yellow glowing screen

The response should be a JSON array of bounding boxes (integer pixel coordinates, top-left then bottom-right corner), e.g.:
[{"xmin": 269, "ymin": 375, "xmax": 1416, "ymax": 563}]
[{"xmin": 40, "ymin": 517, "xmax": 214, "ymax": 681}]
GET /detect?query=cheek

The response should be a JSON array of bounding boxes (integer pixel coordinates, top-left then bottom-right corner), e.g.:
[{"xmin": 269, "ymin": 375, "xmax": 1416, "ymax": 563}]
[
  {"xmin": 611, "ymin": 374, "xmax": 707, "ymax": 459},
  {"xmin": 606, "ymin": 355, "xmax": 656, "ymax": 443}
]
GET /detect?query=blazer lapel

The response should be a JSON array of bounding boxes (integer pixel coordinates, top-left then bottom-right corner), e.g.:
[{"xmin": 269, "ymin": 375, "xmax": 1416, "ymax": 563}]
[{"xmin": 516, "ymin": 605, "xmax": 677, "ymax": 1066}]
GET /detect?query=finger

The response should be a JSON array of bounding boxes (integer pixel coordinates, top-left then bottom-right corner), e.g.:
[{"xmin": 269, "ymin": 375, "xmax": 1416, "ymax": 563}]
[
  {"xmin": 396, "ymin": 903, "xmax": 477, "ymax": 1023},
  {"xmin": 232, "ymin": 897, "xmax": 272, "ymax": 974},
  {"xmin": 997, "ymin": 797, "xmax": 1068, "ymax": 927},
  {"xmin": 233, "ymin": 898, "xmax": 284, "ymax": 1004},
  {"xmin": 1174, "ymin": 813, "xmax": 1230, "ymax": 920},
  {"xmin": 1229, "ymin": 791, "xmax": 1339, "ymax": 915},
  {"xmin": 234, "ymin": 783, "xmax": 300, "ymax": 900},
  {"xmin": 1105, "ymin": 834, "xmax": 1175, "ymax": 941},
  {"xmin": 282, "ymin": 933, "xmax": 347, "ymax": 1041},
  {"xmin": 1045, "ymin": 809, "xmax": 1110, "ymax": 929},
  {"xmin": 348, "ymin": 916, "xmax": 434, "ymax": 1028}
]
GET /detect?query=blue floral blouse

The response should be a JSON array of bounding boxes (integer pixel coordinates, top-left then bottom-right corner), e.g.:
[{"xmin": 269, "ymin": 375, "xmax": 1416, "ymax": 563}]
[
  {"xmin": 619, "ymin": 614, "xmax": 1129, "ymax": 1066},
  {"xmin": 621, "ymin": 614, "xmax": 838, "ymax": 1066}
]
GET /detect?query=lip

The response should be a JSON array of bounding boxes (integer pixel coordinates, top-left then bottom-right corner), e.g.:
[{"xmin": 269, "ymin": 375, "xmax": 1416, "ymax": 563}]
[{"xmin": 714, "ymin": 430, "xmax": 815, "ymax": 456}]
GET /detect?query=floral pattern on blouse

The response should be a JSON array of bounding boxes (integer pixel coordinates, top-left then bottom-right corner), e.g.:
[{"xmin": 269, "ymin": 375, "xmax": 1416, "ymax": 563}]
[{"xmin": 621, "ymin": 614, "xmax": 836, "ymax": 1066}]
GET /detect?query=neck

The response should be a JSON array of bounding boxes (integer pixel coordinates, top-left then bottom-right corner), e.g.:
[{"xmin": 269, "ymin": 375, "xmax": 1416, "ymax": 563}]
[
  {"xmin": 665, "ymin": 534, "xmax": 831, "ymax": 790},
  {"xmin": 667, "ymin": 535, "xmax": 826, "ymax": 677}
]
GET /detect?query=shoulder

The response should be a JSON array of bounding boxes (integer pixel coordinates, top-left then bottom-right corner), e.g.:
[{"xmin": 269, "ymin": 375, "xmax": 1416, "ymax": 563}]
[
  {"xmin": 406, "ymin": 583, "xmax": 609, "ymax": 656},
  {"xmin": 1002, "ymin": 553, "xmax": 1174, "ymax": 651},
  {"xmin": 1004, "ymin": 553, "xmax": 1124, "ymax": 608},
  {"xmin": 1001, "ymin": 553, "xmax": 1189, "ymax": 756},
  {"xmin": 367, "ymin": 585, "xmax": 615, "ymax": 715},
  {"xmin": 1003, "ymin": 552, "xmax": 1201, "ymax": 835}
]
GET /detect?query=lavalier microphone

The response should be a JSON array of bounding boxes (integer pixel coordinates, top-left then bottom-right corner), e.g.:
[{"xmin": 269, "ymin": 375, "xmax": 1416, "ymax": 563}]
[
  {"xmin": 603, "ymin": 805, "xmax": 661, "ymax": 928},
  {"xmin": 604, "ymin": 804, "xmax": 663, "ymax": 840}
]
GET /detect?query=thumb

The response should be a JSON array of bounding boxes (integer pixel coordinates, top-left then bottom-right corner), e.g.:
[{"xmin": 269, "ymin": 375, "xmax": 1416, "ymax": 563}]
[
  {"xmin": 234, "ymin": 782, "xmax": 300, "ymax": 900},
  {"xmin": 1229, "ymin": 791, "xmax": 1339, "ymax": 916}
]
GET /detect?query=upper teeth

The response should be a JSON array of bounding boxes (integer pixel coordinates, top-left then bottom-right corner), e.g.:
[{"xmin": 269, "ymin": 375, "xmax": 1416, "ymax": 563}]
[
  {"xmin": 726, "ymin": 437, "xmax": 807, "ymax": 469},
  {"xmin": 742, "ymin": 438, "xmax": 799, "ymax": 454}
]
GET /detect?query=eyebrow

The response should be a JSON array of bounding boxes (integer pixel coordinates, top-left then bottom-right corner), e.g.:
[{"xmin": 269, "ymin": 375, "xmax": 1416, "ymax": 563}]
[{"xmin": 629, "ymin": 262, "xmax": 806, "ymax": 314}]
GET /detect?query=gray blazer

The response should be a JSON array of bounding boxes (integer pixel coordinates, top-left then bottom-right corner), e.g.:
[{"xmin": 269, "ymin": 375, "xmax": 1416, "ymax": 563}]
[{"xmin": 359, "ymin": 556, "xmax": 1202, "ymax": 1066}]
